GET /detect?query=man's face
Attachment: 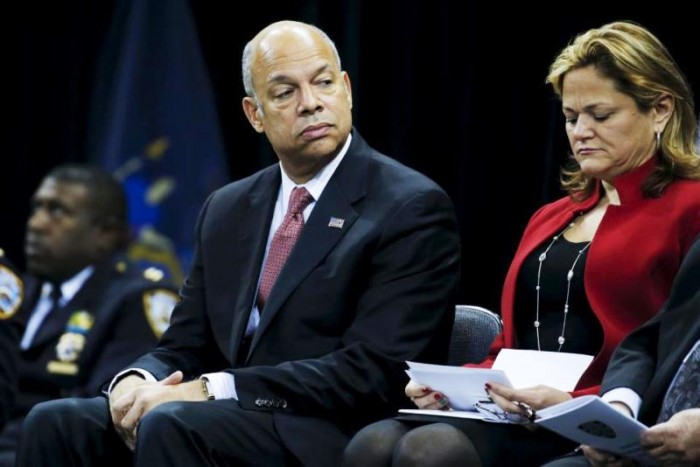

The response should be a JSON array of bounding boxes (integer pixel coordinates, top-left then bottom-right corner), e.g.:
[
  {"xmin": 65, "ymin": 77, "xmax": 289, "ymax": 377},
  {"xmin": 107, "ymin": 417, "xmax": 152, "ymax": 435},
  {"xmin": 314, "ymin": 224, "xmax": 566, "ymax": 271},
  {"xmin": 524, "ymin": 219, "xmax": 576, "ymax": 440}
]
[
  {"xmin": 25, "ymin": 178, "xmax": 102, "ymax": 282},
  {"xmin": 243, "ymin": 25, "xmax": 353, "ymax": 178}
]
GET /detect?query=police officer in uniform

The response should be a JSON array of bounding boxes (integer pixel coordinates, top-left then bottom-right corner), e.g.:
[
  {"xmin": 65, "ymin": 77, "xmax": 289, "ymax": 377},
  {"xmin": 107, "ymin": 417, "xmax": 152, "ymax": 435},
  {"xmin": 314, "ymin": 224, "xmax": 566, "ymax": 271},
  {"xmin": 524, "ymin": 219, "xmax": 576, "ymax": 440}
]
[
  {"xmin": 0, "ymin": 249, "xmax": 23, "ymax": 432},
  {"xmin": 0, "ymin": 164, "xmax": 178, "ymax": 466}
]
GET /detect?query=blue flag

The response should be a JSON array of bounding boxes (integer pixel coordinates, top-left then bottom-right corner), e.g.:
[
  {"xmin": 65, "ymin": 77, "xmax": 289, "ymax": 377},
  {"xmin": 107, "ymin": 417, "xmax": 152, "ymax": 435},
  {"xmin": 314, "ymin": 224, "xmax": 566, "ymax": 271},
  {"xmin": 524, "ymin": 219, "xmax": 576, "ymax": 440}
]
[{"xmin": 88, "ymin": 0, "xmax": 229, "ymax": 285}]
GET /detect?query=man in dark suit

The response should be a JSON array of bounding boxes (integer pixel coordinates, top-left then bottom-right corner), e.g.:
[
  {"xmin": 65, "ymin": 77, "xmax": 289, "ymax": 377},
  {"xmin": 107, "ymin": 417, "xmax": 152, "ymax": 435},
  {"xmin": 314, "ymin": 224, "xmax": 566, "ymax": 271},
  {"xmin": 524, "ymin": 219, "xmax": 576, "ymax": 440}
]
[
  {"xmin": 0, "ymin": 250, "xmax": 22, "ymax": 431},
  {"xmin": 17, "ymin": 20, "xmax": 460, "ymax": 467},
  {"xmin": 0, "ymin": 165, "xmax": 177, "ymax": 466},
  {"xmin": 545, "ymin": 234, "xmax": 700, "ymax": 466}
]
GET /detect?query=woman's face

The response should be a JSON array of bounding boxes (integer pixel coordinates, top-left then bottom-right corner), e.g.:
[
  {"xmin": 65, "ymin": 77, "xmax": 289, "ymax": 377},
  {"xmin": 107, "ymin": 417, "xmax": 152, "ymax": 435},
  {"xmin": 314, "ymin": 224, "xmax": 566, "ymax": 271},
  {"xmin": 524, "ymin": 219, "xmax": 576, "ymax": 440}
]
[{"xmin": 561, "ymin": 65, "xmax": 660, "ymax": 181}]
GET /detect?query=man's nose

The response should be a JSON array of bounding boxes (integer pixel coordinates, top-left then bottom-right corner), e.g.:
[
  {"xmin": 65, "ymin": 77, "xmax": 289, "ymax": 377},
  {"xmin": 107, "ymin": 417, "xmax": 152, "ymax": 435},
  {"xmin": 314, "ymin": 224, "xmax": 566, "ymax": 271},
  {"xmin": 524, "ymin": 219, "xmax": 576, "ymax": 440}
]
[
  {"xmin": 297, "ymin": 86, "xmax": 323, "ymax": 114},
  {"xmin": 27, "ymin": 208, "xmax": 49, "ymax": 232}
]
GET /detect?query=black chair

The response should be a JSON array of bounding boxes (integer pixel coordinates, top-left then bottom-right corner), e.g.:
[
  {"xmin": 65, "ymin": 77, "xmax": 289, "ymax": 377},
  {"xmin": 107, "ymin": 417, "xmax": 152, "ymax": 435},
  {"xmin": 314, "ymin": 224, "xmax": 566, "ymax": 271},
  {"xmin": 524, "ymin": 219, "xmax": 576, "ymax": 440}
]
[{"xmin": 448, "ymin": 305, "xmax": 503, "ymax": 365}]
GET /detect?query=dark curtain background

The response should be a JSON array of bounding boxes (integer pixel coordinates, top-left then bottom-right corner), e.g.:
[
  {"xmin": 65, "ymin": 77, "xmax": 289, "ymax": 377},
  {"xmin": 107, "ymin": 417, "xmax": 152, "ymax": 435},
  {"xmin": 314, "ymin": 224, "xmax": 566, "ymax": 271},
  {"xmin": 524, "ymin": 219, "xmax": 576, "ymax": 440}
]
[{"xmin": 5, "ymin": 1, "xmax": 699, "ymax": 313}]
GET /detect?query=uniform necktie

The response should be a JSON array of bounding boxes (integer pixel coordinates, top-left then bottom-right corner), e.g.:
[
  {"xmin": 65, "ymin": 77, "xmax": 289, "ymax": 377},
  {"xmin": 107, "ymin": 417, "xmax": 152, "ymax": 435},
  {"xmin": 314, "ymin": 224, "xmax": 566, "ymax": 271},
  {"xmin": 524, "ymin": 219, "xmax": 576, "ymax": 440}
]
[
  {"xmin": 50, "ymin": 283, "xmax": 62, "ymax": 307},
  {"xmin": 23, "ymin": 282, "xmax": 63, "ymax": 347},
  {"xmin": 657, "ymin": 339, "xmax": 700, "ymax": 423},
  {"xmin": 257, "ymin": 187, "xmax": 314, "ymax": 311}
]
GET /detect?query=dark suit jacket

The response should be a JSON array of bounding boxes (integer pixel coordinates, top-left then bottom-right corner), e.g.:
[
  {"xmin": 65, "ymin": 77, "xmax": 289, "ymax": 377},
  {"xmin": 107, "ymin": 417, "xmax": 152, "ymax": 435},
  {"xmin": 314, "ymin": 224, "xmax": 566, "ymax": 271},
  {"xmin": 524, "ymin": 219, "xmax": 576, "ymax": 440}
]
[
  {"xmin": 12, "ymin": 255, "xmax": 177, "ymax": 419},
  {"xmin": 131, "ymin": 130, "xmax": 461, "ymax": 464},
  {"xmin": 0, "ymin": 254, "xmax": 22, "ymax": 429},
  {"xmin": 602, "ymin": 234, "xmax": 700, "ymax": 426}
]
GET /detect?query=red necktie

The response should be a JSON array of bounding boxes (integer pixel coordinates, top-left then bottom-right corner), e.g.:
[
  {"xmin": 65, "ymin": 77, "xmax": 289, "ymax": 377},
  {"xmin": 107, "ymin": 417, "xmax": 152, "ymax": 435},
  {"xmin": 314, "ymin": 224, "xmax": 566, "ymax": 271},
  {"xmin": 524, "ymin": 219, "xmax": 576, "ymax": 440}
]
[{"xmin": 257, "ymin": 187, "xmax": 314, "ymax": 310}]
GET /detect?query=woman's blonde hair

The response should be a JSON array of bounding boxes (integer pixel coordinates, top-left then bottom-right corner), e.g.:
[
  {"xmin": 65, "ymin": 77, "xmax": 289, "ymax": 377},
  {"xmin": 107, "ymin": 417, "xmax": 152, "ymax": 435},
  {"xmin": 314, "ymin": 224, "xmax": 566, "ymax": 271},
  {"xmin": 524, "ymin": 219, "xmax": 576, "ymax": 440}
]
[{"xmin": 547, "ymin": 21, "xmax": 700, "ymax": 198}]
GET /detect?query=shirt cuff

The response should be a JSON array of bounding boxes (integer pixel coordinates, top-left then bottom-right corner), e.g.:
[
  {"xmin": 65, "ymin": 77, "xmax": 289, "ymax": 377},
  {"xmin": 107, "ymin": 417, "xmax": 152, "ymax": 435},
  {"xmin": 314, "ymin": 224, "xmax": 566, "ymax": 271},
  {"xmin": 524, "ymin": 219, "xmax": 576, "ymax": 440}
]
[
  {"xmin": 107, "ymin": 368, "xmax": 157, "ymax": 394},
  {"xmin": 602, "ymin": 387, "xmax": 642, "ymax": 419},
  {"xmin": 201, "ymin": 372, "xmax": 237, "ymax": 400}
]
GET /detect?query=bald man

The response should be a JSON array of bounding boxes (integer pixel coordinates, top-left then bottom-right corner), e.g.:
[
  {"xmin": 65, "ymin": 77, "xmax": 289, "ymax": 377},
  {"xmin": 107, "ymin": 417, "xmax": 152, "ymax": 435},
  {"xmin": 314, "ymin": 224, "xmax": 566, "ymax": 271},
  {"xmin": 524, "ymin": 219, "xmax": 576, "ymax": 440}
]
[{"xmin": 17, "ymin": 21, "xmax": 460, "ymax": 466}]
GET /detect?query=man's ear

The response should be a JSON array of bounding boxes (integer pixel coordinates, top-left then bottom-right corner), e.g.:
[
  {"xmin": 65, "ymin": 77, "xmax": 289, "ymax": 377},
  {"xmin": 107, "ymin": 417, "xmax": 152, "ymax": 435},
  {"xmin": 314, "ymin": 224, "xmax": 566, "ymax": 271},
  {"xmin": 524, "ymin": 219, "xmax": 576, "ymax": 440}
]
[
  {"xmin": 93, "ymin": 219, "xmax": 126, "ymax": 257},
  {"xmin": 242, "ymin": 97, "xmax": 265, "ymax": 133},
  {"xmin": 342, "ymin": 71, "xmax": 353, "ymax": 110}
]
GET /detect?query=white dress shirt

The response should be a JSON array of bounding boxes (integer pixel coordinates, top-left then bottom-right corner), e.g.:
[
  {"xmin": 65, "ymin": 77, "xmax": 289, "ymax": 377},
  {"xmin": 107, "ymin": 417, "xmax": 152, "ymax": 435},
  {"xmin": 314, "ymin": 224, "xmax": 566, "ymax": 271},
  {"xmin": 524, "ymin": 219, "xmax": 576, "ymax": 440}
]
[{"xmin": 602, "ymin": 387, "xmax": 642, "ymax": 419}]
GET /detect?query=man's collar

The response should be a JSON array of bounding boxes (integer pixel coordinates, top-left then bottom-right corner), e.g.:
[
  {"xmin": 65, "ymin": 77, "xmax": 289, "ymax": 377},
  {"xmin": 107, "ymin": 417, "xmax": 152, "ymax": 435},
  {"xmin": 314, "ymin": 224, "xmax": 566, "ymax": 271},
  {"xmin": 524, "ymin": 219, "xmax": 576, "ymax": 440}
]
[{"xmin": 42, "ymin": 265, "xmax": 95, "ymax": 304}]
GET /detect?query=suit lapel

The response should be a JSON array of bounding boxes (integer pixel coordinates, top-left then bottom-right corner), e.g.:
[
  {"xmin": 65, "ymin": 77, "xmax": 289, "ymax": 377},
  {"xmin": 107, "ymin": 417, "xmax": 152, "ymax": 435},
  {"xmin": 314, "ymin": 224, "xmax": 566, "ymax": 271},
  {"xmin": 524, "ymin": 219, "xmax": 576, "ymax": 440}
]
[
  {"xmin": 226, "ymin": 169, "xmax": 280, "ymax": 360},
  {"xmin": 247, "ymin": 133, "xmax": 369, "ymax": 359}
]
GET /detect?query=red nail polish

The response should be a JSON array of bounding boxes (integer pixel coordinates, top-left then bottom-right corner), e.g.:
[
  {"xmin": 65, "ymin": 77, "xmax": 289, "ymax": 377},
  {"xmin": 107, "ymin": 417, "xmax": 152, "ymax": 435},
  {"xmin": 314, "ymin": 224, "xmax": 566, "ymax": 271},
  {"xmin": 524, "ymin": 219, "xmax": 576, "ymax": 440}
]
[
  {"xmin": 434, "ymin": 393, "xmax": 443, "ymax": 400},
  {"xmin": 421, "ymin": 387, "xmax": 430, "ymax": 394},
  {"xmin": 485, "ymin": 383, "xmax": 492, "ymax": 391}
]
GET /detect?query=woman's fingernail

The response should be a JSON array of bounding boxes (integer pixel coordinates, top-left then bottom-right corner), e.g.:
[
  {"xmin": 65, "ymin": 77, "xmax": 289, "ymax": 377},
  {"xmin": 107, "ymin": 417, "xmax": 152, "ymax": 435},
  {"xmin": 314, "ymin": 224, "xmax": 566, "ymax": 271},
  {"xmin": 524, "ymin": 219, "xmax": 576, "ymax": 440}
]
[
  {"xmin": 421, "ymin": 386, "xmax": 430, "ymax": 394},
  {"xmin": 484, "ymin": 383, "xmax": 492, "ymax": 392},
  {"xmin": 433, "ymin": 393, "xmax": 443, "ymax": 400}
]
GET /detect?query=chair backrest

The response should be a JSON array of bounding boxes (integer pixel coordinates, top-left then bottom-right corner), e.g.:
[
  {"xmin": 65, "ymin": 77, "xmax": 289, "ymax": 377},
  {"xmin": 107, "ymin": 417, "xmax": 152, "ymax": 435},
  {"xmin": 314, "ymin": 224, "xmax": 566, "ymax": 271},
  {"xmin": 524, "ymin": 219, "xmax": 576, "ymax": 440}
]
[{"xmin": 448, "ymin": 305, "xmax": 503, "ymax": 366}]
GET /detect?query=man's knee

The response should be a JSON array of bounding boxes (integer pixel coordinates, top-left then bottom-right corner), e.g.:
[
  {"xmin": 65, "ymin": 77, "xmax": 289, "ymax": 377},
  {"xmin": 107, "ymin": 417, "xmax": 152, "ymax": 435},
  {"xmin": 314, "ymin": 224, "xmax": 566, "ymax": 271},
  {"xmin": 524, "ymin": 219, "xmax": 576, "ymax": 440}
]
[
  {"xmin": 138, "ymin": 401, "xmax": 193, "ymax": 439},
  {"xmin": 25, "ymin": 398, "xmax": 90, "ymax": 431}
]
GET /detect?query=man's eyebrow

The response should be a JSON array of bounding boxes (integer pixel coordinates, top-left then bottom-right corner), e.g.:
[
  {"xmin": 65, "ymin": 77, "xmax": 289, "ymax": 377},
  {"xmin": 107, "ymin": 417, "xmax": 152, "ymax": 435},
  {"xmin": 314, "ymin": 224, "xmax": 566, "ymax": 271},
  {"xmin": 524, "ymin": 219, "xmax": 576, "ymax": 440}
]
[{"xmin": 267, "ymin": 64, "xmax": 331, "ymax": 85}]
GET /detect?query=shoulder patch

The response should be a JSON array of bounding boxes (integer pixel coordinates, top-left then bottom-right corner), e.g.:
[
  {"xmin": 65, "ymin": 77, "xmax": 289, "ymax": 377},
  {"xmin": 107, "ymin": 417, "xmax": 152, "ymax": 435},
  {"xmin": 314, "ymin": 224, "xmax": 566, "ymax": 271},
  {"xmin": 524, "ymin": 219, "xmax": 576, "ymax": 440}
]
[
  {"xmin": 143, "ymin": 288, "xmax": 178, "ymax": 338},
  {"xmin": 0, "ymin": 264, "xmax": 23, "ymax": 320}
]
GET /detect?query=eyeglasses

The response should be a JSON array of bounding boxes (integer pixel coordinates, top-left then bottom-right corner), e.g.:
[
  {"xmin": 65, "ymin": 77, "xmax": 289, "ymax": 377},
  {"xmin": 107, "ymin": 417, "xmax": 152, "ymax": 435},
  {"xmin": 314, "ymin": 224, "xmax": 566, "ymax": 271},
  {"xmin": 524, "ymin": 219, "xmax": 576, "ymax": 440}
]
[{"xmin": 473, "ymin": 401, "xmax": 534, "ymax": 425}]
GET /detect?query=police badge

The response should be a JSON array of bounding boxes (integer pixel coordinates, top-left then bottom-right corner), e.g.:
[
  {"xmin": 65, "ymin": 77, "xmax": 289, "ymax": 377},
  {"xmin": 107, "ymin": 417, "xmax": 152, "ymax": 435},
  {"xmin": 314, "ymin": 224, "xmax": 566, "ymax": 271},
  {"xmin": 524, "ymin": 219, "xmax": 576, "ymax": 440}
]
[
  {"xmin": 47, "ymin": 310, "xmax": 95, "ymax": 375},
  {"xmin": 0, "ymin": 264, "xmax": 23, "ymax": 320}
]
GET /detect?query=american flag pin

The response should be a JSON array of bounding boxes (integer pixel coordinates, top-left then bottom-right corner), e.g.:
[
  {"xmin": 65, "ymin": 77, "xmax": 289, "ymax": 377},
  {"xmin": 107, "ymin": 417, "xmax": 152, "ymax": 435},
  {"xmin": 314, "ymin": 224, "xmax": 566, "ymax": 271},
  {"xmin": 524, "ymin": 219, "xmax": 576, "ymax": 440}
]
[{"xmin": 328, "ymin": 217, "xmax": 345, "ymax": 229}]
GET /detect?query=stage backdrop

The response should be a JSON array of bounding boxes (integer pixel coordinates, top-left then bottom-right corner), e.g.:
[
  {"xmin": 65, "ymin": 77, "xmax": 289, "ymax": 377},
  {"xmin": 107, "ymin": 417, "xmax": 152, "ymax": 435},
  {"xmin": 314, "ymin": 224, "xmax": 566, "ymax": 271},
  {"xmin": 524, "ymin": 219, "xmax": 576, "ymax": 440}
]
[{"xmin": 6, "ymin": 1, "xmax": 699, "ymax": 311}]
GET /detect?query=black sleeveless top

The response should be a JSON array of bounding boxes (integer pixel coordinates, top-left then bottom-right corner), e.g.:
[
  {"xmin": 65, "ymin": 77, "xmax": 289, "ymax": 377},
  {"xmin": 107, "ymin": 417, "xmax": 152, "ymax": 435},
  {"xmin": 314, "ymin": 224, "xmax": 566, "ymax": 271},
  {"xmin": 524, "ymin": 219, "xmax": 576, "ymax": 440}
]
[{"xmin": 514, "ymin": 236, "xmax": 603, "ymax": 355}]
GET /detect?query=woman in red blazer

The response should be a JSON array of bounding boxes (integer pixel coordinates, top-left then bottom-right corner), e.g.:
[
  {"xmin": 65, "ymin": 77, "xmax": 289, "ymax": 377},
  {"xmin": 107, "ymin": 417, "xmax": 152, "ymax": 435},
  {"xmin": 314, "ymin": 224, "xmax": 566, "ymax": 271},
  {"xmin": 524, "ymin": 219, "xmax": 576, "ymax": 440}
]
[{"xmin": 343, "ymin": 21, "xmax": 700, "ymax": 467}]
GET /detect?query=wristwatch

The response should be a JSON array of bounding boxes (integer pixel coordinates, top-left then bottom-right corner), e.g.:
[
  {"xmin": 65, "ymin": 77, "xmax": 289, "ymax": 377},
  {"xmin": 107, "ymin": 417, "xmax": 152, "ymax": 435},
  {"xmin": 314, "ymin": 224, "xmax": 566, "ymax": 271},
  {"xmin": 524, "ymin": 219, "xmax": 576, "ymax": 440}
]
[{"xmin": 200, "ymin": 377, "xmax": 215, "ymax": 400}]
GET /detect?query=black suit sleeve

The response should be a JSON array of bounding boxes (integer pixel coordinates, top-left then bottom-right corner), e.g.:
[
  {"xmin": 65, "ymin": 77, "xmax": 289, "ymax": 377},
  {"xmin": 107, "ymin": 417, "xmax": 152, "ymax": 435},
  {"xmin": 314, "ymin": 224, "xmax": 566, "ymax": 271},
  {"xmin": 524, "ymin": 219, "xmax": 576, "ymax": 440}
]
[
  {"xmin": 601, "ymin": 315, "xmax": 660, "ymax": 397},
  {"xmin": 0, "ymin": 255, "xmax": 22, "ymax": 429},
  {"xmin": 0, "ymin": 320, "xmax": 19, "ymax": 428},
  {"xmin": 128, "ymin": 193, "xmax": 235, "ymax": 377}
]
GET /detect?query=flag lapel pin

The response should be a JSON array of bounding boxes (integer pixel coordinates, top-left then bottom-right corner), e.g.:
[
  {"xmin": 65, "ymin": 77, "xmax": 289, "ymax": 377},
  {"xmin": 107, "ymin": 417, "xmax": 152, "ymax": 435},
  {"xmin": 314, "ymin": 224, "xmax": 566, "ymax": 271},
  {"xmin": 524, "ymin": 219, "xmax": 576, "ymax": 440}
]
[{"xmin": 328, "ymin": 217, "xmax": 345, "ymax": 229}]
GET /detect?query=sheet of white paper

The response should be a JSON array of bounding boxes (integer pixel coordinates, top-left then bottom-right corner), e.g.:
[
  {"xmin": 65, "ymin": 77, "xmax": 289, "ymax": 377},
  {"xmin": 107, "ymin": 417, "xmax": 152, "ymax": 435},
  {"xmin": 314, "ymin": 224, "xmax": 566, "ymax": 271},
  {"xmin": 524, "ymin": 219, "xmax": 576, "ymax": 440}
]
[
  {"xmin": 405, "ymin": 361, "xmax": 511, "ymax": 411},
  {"xmin": 492, "ymin": 349, "xmax": 593, "ymax": 391}
]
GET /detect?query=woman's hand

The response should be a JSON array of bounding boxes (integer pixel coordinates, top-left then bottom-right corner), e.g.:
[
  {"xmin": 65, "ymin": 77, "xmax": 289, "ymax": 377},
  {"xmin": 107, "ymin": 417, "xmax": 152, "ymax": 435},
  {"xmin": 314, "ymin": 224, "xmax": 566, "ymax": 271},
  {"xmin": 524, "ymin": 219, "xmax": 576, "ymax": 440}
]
[
  {"xmin": 486, "ymin": 382, "xmax": 572, "ymax": 415},
  {"xmin": 405, "ymin": 379, "xmax": 449, "ymax": 410}
]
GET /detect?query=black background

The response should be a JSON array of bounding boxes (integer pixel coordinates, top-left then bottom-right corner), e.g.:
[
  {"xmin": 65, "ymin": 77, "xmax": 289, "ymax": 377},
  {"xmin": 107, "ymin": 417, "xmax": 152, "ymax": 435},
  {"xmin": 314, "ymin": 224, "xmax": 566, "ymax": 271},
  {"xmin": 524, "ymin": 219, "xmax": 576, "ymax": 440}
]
[{"xmin": 5, "ymin": 1, "xmax": 699, "ymax": 313}]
